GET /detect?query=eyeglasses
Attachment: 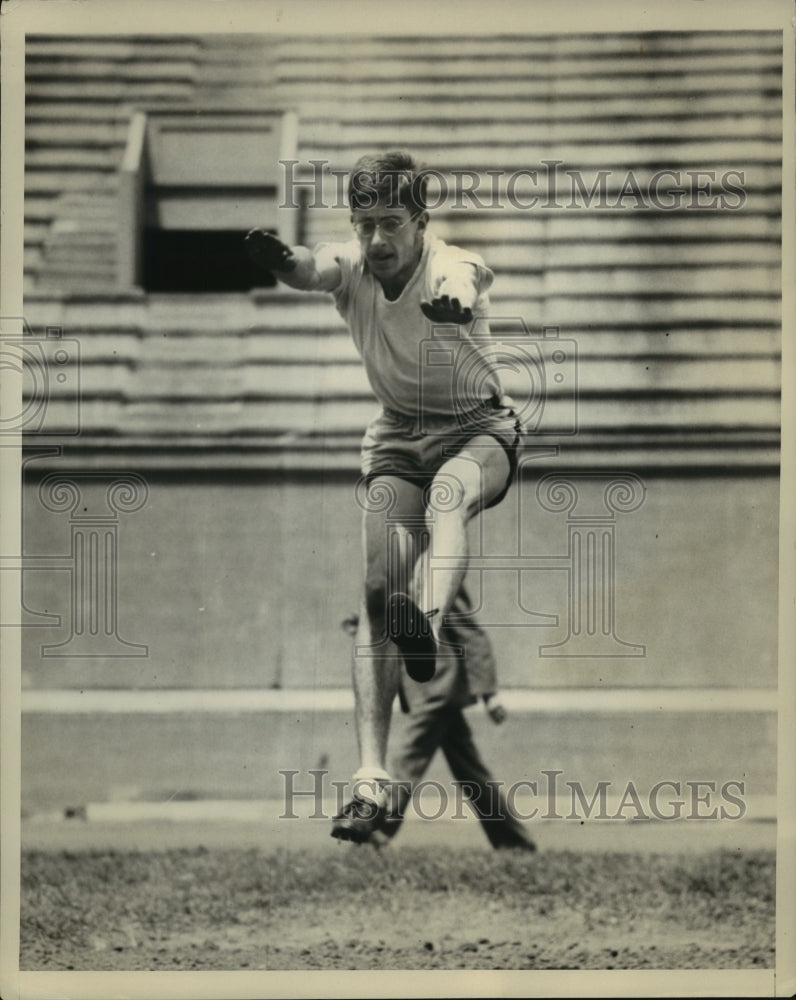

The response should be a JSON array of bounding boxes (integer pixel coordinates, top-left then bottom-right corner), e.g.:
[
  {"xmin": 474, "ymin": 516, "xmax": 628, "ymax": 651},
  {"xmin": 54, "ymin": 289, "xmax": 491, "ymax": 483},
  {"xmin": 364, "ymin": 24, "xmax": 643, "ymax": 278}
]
[{"xmin": 351, "ymin": 214, "xmax": 419, "ymax": 238}]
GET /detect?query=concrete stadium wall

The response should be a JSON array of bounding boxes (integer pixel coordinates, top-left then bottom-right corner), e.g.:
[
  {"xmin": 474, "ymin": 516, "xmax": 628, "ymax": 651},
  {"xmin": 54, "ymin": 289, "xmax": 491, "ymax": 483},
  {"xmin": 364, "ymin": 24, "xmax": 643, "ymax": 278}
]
[
  {"xmin": 20, "ymin": 470, "xmax": 779, "ymax": 692},
  {"xmin": 21, "ymin": 704, "xmax": 776, "ymax": 813}
]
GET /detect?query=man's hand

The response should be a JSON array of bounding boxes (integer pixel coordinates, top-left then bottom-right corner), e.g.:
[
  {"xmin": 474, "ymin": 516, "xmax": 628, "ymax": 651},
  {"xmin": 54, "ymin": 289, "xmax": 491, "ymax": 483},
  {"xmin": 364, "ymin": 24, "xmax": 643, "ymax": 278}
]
[
  {"xmin": 244, "ymin": 228, "xmax": 297, "ymax": 273},
  {"xmin": 484, "ymin": 693, "xmax": 507, "ymax": 725},
  {"xmin": 420, "ymin": 295, "xmax": 474, "ymax": 325}
]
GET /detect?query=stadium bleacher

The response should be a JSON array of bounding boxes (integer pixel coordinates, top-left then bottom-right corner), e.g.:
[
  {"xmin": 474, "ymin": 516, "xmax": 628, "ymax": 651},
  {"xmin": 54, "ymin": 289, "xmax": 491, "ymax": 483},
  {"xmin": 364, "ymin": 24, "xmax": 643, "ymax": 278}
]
[{"xmin": 23, "ymin": 32, "xmax": 781, "ymax": 471}]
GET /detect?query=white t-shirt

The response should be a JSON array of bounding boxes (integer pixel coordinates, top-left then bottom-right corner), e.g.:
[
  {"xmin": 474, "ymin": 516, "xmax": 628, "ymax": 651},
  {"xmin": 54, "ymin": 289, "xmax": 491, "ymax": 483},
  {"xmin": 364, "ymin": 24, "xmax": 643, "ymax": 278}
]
[{"xmin": 315, "ymin": 233, "xmax": 503, "ymax": 418}]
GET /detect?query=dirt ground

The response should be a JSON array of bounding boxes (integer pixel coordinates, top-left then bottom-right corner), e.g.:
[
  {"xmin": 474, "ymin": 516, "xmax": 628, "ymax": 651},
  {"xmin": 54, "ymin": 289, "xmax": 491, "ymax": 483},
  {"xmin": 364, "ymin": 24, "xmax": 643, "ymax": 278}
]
[{"xmin": 19, "ymin": 827, "xmax": 775, "ymax": 973}]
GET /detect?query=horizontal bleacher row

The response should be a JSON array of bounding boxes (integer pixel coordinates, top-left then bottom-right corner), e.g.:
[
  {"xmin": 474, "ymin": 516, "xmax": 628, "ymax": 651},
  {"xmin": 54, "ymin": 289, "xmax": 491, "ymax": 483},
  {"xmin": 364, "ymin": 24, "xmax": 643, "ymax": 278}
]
[{"xmin": 21, "ymin": 32, "xmax": 782, "ymax": 470}]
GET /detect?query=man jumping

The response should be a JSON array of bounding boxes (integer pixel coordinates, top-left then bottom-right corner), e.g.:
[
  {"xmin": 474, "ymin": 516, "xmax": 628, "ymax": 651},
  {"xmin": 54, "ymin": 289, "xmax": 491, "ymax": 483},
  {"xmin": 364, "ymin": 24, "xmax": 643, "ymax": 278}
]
[{"xmin": 246, "ymin": 151, "xmax": 521, "ymax": 843}]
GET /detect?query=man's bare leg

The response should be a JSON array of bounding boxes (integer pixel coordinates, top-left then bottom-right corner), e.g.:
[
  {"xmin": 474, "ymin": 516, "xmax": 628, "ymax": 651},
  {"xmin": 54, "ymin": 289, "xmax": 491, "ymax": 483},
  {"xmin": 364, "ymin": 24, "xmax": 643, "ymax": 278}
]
[
  {"xmin": 352, "ymin": 596, "xmax": 402, "ymax": 774},
  {"xmin": 332, "ymin": 476, "xmax": 426, "ymax": 841},
  {"xmin": 415, "ymin": 437, "xmax": 510, "ymax": 641}
]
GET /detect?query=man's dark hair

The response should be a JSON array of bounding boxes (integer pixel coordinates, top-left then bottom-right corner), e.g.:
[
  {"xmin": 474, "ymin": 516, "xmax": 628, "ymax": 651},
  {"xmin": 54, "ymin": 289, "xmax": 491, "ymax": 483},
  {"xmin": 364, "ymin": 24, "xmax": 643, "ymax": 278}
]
[{"xmin": 348, "ymin": 150, "xmax": 428, "ymax": 214}]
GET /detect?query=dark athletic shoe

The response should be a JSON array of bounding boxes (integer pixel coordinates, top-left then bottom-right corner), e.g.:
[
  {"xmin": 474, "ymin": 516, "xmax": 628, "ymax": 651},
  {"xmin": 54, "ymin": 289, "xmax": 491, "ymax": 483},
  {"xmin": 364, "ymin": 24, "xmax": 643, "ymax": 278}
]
[
  {"xmin": 330, "ymin": 795, "xmax": 387, "ymax": 843},
  {"xmin": 387, "ymin": 592, "xmax": 437, "ymax": 682}
]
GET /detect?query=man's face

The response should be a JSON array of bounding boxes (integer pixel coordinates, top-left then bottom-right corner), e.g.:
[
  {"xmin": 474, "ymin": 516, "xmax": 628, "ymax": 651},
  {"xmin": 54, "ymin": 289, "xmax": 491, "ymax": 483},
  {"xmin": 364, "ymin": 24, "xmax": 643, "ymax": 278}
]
[{"xmin": 351, "ymin": 203, "xmax": 427, "ymax": 290}]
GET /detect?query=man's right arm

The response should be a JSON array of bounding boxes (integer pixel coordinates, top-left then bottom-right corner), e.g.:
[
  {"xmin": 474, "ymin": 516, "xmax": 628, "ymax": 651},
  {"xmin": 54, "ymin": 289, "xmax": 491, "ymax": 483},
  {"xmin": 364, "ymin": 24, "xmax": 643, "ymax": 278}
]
[{"xmin": 244, "ymin": 229, "xmax": 342, "ymax": 292}]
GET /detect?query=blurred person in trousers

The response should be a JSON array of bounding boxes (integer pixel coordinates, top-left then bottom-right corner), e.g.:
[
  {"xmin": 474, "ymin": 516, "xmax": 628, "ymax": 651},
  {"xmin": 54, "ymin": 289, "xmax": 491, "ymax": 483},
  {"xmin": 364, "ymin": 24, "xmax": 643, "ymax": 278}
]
[{"xmin": 342, "ymin": 585, "xmax": 536, "ymax": 852}]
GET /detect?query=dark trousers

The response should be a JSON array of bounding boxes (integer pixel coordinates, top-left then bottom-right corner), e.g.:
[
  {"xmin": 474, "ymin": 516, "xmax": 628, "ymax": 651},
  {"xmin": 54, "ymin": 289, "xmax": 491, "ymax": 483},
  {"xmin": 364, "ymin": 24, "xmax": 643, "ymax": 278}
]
[{"xmin": 383, "ymin": 703, "xmax": 535, "ymax": 850}]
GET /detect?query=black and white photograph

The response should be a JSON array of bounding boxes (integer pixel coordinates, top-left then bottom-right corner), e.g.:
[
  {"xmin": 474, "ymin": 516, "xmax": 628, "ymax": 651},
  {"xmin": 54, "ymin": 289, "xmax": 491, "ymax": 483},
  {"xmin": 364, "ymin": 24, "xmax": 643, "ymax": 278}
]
[{"xmin": 0, "ymin": 0, "xmax": 794, "ymax": 997}]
